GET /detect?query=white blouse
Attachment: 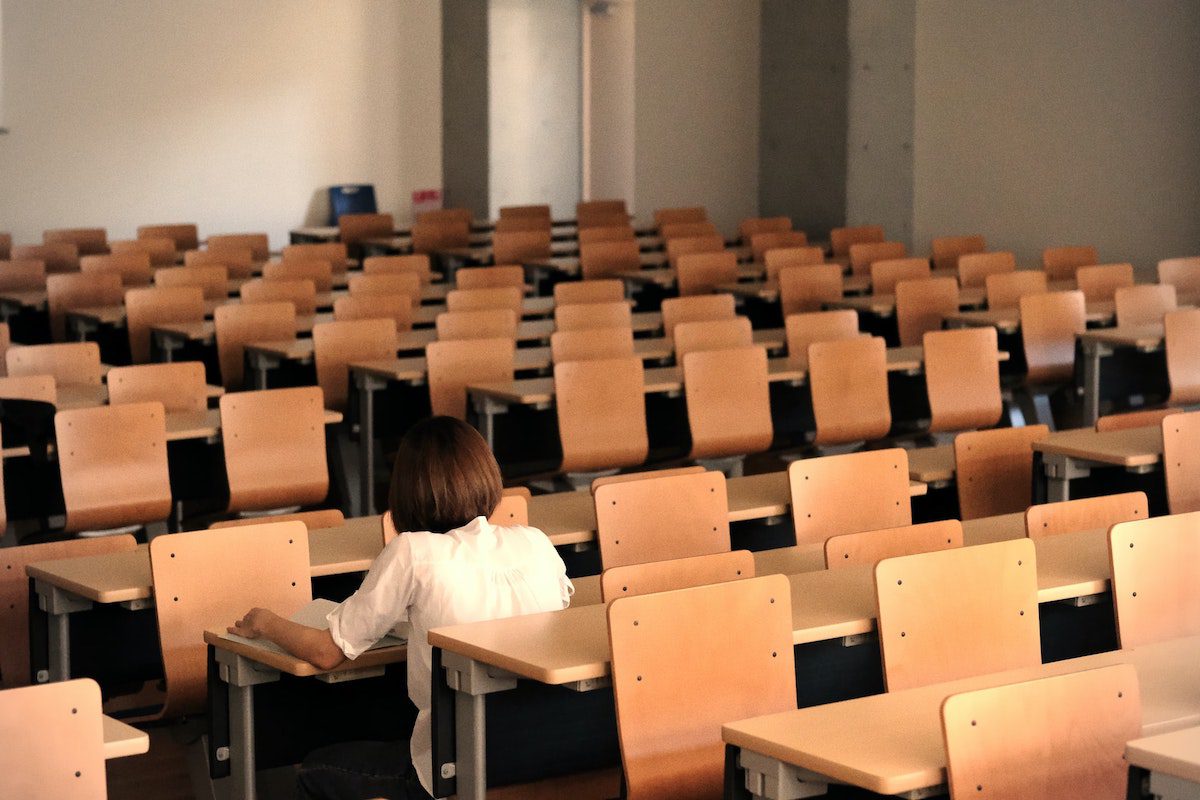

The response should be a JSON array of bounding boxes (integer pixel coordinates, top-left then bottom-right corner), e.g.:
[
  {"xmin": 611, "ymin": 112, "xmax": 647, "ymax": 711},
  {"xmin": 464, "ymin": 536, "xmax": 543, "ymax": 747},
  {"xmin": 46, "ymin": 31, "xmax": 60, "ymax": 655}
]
[{"xmin": 326, "ymin": 515, "xmax": 574, "ymax": 795}]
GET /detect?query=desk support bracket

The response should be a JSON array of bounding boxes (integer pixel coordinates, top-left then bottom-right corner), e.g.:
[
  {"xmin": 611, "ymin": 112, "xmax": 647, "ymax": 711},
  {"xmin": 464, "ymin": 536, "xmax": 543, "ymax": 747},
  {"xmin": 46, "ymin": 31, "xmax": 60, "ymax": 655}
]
[
  {"xmin": 738, "ymin": 749, "xmax": 829, "ymax": 798},
  {"xmin": 34, "ymin": 580, "xmax": 92, "ymax": 682},
  {"xmin": 215, "ymin": 649, "xmax": 281, "ymax": 800},
  {"xmin": 1041, "ymin": 454, "xmax": 1093, "ymax": 503},
  {"xmin": 441, "ymin": 652, "xmax": 518, "ymax": 800}
]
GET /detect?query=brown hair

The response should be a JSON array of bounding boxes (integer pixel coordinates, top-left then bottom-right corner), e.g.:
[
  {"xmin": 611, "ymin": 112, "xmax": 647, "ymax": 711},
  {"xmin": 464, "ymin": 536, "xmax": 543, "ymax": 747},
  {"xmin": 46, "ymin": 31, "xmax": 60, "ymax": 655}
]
[{"xmin": 387, "ymin": 416, "xmax": 502, "ymax": 533}]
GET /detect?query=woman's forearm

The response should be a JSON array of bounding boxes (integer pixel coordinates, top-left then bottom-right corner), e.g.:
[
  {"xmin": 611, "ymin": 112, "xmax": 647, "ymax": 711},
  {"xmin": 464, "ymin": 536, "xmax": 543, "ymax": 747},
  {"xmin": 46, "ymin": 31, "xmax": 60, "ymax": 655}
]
[{"xmin": 260, "ymin": 615, "xmax": 347, "ymax": 671}]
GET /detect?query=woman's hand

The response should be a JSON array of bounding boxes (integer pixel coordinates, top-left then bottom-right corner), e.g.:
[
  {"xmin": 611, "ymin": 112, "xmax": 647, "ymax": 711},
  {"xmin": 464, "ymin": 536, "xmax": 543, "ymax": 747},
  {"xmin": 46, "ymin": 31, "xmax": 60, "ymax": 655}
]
[{"xmin": 228, "ymin": 608, "xmax": 278, "ymax": 639}]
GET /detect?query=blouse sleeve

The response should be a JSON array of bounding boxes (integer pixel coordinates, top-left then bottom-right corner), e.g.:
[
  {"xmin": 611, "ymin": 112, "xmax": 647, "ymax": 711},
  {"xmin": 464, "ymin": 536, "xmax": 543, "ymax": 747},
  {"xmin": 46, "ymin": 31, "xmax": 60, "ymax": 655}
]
[{"xmin": 326, "ymin": 534, "xmax": 417, "ymax": 660}]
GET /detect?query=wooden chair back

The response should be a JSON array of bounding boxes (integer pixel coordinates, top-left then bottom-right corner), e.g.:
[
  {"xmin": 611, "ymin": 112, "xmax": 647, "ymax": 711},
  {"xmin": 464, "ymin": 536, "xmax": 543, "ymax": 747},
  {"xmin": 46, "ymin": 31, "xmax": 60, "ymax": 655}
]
[
  {"xmin": 499, "ymin": 204, "xmax": 551, "ymax": 219},
  {"xmin": 580, "ymin": 239, "xmax": 640, "ymax": 280},
  {"xmin": 1157, "ymin": 256, "xmax": 1200, "ymax": 293},
  {"xmin": 11, "ymin": 243, "xmax": 79, "ymax": 274},
  {"xmin": 1024, "ymin": 491, "xmax": 1147, "ymax": 539},
  {"xmin": 446, "ymin": 286, "xmax": 523, "ymax": 316},
  {"xmin": 607, "ymin": 575, "xmax": 795, "ymax": 799},
  {"xmin": 673, "ymin": 317, "xmax": 752, "ymax": 359},
  {"xmin": 738, "ymin": 216, "xmax": 791, "ymax": 242},
  {"xmin": 676, "ymin": 250, "xmax": 738, "ymax": 296},
  {"xmin": 0, "ymin": 537, "xmax": 137, "ymax": 688},
  {"xmin": 555, "ymin": 357, "xmax": 649, "ymax": 473},
  {"xmin": 0, "ymin": 325, "xmax": 8, "ymax": 378},
  {"xmin": 44, "ymin": 227, "xmax": 107, "ymax": 256},
  {"xmin": 595, "ymin": 469, "xmax": 730, "ymax": 569},
  {"xmin": 425, "ymin": 338, "xmax": 515, "ymax": 419},
  {"xmin": 871, "ymin": 257, "xmax": 931, "ymax": 296},
  {"xmin": 930, "ymin": 234, "xmax": 986, "ymax": 272},
  {"xmin": 1075, "ymin": 263, "xmax": 1134, "ymax": 303},
  {"xmin": 282, "ymin": 242, "xmax": 348, "ymax": 273},
  {"xmin": 591, "ymin": 466, "xmax": 706, "ymax": 493},
  {"xmin": 661, "ymin": 221, "xmax": 720, "ymax": 241},
  {"xmin": 749, "ymin": 230, "xmax": 808, "ymax": 263},
  {"xmin": 7, "ymin": 342, "xmax": 102, "ymax": 386},
  {"xmin": 80, "ymin": 253, "xmax": 152, "ymax": 287},
  {"xmin": 784, "ymin": 309, "xmax": 859, "ymax": 370},
  {"xmin": 923, "ymin": 327, "xmax": 1003, "ymax": 433},
  {"xmin": 107, "ymin": 362, "xmax": 207, "ymax": 413},
  {"xmin": 348, "ymin": 272, "xmax": 420, "ymax": 305},
  {"xmin": 489, "ymin": 489, "xmax": 530, "ymax": 527},
  {"xmin": 808, "ymin": 335, "xmax": 891, "ymax": 445},
  {"xmin": 207, "ymin": 233, "xmax": 269, "ymax": 261},
  {"xmin": 555, "ymin": 301, "xmax": 632, "ymax": 332},
  {"xmin": 957, "ymin": 250, "xmax": 1016, "ymax": 289},
  {"xmin": 577, "ymin": 199, "xmax": 628, "ymax": 219},
  {"xmin": 895, "ymin": 277, "xmax": 959, "ymax": 346},
  {"xmin": 0, "ymin": 375, "xmax": 57, "ymax": 404},
  {"xmin": 220, "ymin": 387, "xmax": 329, "ymax": 512},
  {"xmin": 0, "ymin": 259, "xmax": 47, "ymax": 292},
  {"xmin": 418, "ymin": 208, "xmax": 473, "ymax": 226},
  {"xmin": 1163, "ymin": 410, "xmax": 1200, "ymax": 514},
  {"xmin": 1165, "ymin": 308, "xmax": 1200, "ymax": 404},
  {"xmin": 985, "ymin": 270, "xmax": 1047, "ymax": 310},
  {"xmin": 312, "ymin": 319, "xmax": 398, "ymax": 411},
  {"xmin": 494, "ymin": 217, "xmax": 550, "ymax": 234},
  {"xmin": 262, "ymin": 259, "xmax": 334, "ymax": 292},
  {"xmin": 830, "ymin": 224, "xmax": 885, "ymax": 257},
  {"xmin": 1110, "ymin": 511, "xmax": 1200, "ymax": 647},
  {"xmin": 56, "ymin": 402, "xmax": 172, "ymax": 532},
  {"xmin": 1114, "ymin": 283, "xmax": 1176, "ymax": 327},
  {"xmin": 826, "ymin": 520, "xmax": 963, "ymax": 569},
  {"xmin": 660, "ymin": 294, "xmax": 736, "ymax": 340},
  {"xmin": 0, "ymin": 678, "xmax": 108, "ymax": 798},
  {"xmin": 876, "ymin": 538, "xmax": 1040, "ymax": 690},
  {"xmin": 213, "ymin": 301, "xmax": 296, "ymax": 389},
  {"xmin": 1095, "ymin": 407, "xmax": 1174, "ymax": 432},
  {"xmin": 601, "ymin": 550, "xmax": 754, "ymax": 603},
  {"xmin": 337, "ymin": 213, "xmax": 393, "ymax": 249},
  {"xmin": 1020, "ymin": 290, "xmax": 1086, "ymax": 384},
  {"xmin": 363, "ymin": 254, "xmax": 434, "ymax": 283},
  {"xmin": 763, "ymin": 245, "xmax": 824, "ymax": 281},
  {"xmin": 941, "ymin": 665, "xmax": 1140, "ymax": 800},
  {"xmin": 492, "ymin": 230, "xmax": 552, "ymax": 264},
  {"xmin": 209, "ymin": 509, "xmax": 344, "ymax": 531},
  {"xmin": 456, "ymin": 265, "xmax": 525, "ymax": 290},
  {"xmin": 333, "ymin": 294, "xmax": 414, "ymax": 330},
  {"xmin": 125, "ymin": 286, "xmax": 206, "ymax": 363},
  {"xmin": 411, "ymin": 220, "xmax": 470, "ymax": 253},
  {"xmin": 45, "ymin": 273, "xmax": 123, "ymax": 341},
  {"xmin": 139, "ymin": 223, "xmax": 199, "ymax": 252},
  {"xmin": 577, "ymin": 225, "xmax": 635, "ymax": 245},
  {"xmin": 153, "ymin": 265, "xmax": 228, "ymax": 300},
  {"xmin": 664, "ymin": 235, "xmax": 724, "ymax": 270},
  {"xmin": 240, "ymin": 277, "xmax": 316, "ymax": 316},
  {"xmin": 953, "ymin": 424, "xmax": 1049, "ymax": 520},
  {"xmin": 550, "ymin": 327, "xmax": 634, "ymax": 362},
  {"xmin": 1042, "ymin": 244, "xmax": 1098, "ymax": 280},
  {"xmin": 778, "ymin": 264, "xmax": 843, "ymax": 316},
  {"xmin": 653, "ymin": 206, "xmax": 708, "ymax": 228},
  {"xmin": 788, "ymin": 448, "xmax": 911, "ymax": 545},
  {"xmin": 435, "ymin": 309, "xmax": 518, "ymax": 341},
  {"xmin": 150, "ymin": 522, "xmax": 311, "ymax": 717},
  {"xmin": 553, "ymin": 279, "xmax": 624, "ymax": 305},
  {"xmin": 0, "ymin": 232, "xmax": 8, "ymax": 260},
  {"xmin": 681, "ymin": 346, "xmax": 774, "ymax": 460},
  {"xmin": 111, "ymin": 237, "xmax": 175, "ymax": 267},
  {"xmin": 186, "ymin": 246, "xmax": 254, "ymax": 279}
]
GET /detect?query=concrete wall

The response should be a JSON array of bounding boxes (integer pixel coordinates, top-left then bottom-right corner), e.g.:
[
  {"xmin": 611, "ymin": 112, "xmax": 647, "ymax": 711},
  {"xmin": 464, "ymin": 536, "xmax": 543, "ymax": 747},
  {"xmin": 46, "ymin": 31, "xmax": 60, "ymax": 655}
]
[
  {"xmin": 633, "ymin": 0, "xmax": 761, "ymax": 238},
  {"xmin": 845, "ymin": 0, "xmax": 916, "ymax": 248},
  {"xmin": 759, "ymin": 0, "xmax": 849, "ymax": 238},
  {"xmin": 0, "ymin": 0, "xmax": 442, "ymax": 248},
  {"xmin": 912, "ymin": 0, "xmax": 1200, "ymax": 271},
  {"xmin": 582, "ymin": 0, "xmax": 636, "ymax": 205},
  {"xmin": 488, "ymin": 0, "xmax": 581, "ymax": 219},
  {"xmin": 442, "ymin": 0, "xmax": 489, "ymax": 218}
]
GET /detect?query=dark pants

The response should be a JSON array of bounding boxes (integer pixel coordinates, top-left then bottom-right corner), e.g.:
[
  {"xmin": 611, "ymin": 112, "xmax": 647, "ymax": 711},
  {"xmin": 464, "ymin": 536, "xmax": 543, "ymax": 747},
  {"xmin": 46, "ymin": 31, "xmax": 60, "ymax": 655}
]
[{"xmin": 297, "ymin": 740, "xmax": 433, "ymax": 800}]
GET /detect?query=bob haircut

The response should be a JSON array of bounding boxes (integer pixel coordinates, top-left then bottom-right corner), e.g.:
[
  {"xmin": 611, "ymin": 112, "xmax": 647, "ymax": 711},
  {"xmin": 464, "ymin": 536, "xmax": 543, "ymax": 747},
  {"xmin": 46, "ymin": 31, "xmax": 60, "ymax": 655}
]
[{"xmin": 387, "ymin": 416, "xmax": 503, "ymax": 533}]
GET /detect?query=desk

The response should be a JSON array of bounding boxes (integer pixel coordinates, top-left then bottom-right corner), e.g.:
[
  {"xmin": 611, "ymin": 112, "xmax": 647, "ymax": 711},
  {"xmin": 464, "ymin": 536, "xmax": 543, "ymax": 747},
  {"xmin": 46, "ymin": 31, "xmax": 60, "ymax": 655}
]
[
  {"xmin": 103, "ymin": 714, "xmax": 150, "ymax": 759},
  {"xmin": 1078, "ymin": 324, "xmax": 1166, "ymax": 425},
  {"xmin": 525, "ymin": 251, "xmax": 668, "ymax": 280},
  {"xmin": 427, "ymin": 514, "xmax": 1119, "ymax": 800},
  {"xmin": 944, "ymin": 299, "xmax": 1113, "ymax": 335},
  {"xmin": 723, "ymin": 635, "xmax": 1200, "ymax": 799},
  {"xmin": 618, "ymin": 262, "xmax": 763, "ymax": 293},
  {"xmin": 1126, "ymin": 725, "xmax": 1200, "ymax": 800},
  {"xmin": 151, "ymin": 314, "xmax": 333, "ymax": 364},
  {"xmin": 0, "ymin": 289, "xmax": 48, "ymax": 320},
  {"xmin": 826, "ymin": 286, "xmax": 987, "ymax": 318},
  {"xmin": 1032, "ymin": 424, "xmax": 1161, "ymax": 502}
]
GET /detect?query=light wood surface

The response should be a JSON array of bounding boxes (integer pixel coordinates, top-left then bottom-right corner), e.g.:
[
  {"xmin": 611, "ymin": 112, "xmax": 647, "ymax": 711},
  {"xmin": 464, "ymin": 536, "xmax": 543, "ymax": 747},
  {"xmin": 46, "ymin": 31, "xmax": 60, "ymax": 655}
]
[
  {"xmin": 103, "ymin": 715, "xmax": 150, "ymax": 759},
  {"xmin": 945, "ymin": 299, "xmax": 1114, "ymax": 333},
  {"xmin": 1078, "ymin": 323, "xmax": 1165, "ymax": 351},
  {"xmin": 722, "ymin": 634, "xmax": 1200, "ymax": 796},
  {"xmin": 1126, "ymin": 725, "xmax": 1200, "ymax": 785},
  {"xmin": 203, "ymin": 628, "xmax": 406, "ymax": 677},
  {"xmin": 1032, "ymin": 425, "xmax": 1162, "ymax": 467}
]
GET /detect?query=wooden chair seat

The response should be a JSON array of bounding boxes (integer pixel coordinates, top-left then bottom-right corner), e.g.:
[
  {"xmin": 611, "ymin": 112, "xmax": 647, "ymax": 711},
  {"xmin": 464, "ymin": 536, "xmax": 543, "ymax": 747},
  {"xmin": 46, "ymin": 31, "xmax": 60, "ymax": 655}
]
[
  {"xmin": 425, "ymin": 338, "xmax": 515, "ymax": 419},
  {"xmin": 106, "ymin": 362, "xmax": 207, "ymax": 413},
  {"xmin": 580, "ymin": 239, "xmax": 640, "ymax": 280},
  {"xmin": 830, "ymin": 224, "xmax": 885, "ymax": 257},
  {"xmin": 808, "ymin": 336, "xmax": 891, "ymax": 445}
]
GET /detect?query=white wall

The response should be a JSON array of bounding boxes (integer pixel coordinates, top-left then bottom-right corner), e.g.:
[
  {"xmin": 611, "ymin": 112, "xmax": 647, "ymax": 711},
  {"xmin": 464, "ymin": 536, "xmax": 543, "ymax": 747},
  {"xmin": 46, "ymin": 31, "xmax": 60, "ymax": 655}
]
[
  {"xmin": 0, "ymin": 0, "xmax": 442, "ymax": 248},
  {"xmin": 488, "ymin": 0, "xmax": 581, "ymax": 219},
  {"xmin": 582, "ymin": 0, "xmax": 635, "ymax": 205},
  {"xmin": 912, "ymin": 0, "xmax": 1200, "ymax": 272},
  {"xmin": 633, "ymin": 0, "xmax": 761, "ymax": 238}
]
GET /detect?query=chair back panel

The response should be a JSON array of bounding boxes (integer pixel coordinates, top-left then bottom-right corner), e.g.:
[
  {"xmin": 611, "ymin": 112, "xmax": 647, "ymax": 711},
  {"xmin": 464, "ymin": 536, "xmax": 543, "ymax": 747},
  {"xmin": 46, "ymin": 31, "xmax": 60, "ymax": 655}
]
[
  {"xmin": 954, "ymin": 425, "xmax": 1049, "ymax": 520},
  {"xmin": 1158, "ymin": 256, "xmax": 1200, "ymax": 293},
  {"xmin": 492, "ymin": 230, "xmax": 552, "ymax": 264},
  {"xmin": 895, "ymin": 276, "xmax": 959, "ymax": 346},
  {"xmin": 240, "ymin": 278, "xmax": 317, "ymax": 316},
  {"xmin": 1165, "ymin": 309, "xmax": 1200, "ymax": 404},
  {"xmin": 957, "ymin": 251, "xmax": 1015, "ymax": 289},
  {"xmin": 550, "ymin": 327, "xmax": 635, "ymax": 362},
  {"xmin": 337, "ymin": 213, "xmax": 393, "ymax": 248},
  {"xmin": 213, "ymin": 302, "xmax": 296, "ymax": 389},
  {"xmin": 207, "ymin": 233, "xmax": 269, "ymax": 261},
  {"xmin": 425, "ymin": 338, "xmax": 515, "ymax": 419},
  {"xmin": 788, "ymin": 448, "xmax": 911, "ymax": 545},
  {"xmin": 456, "ymin": 265, "xmax": 525, "ymax": 290},
  {"xmin": 660, "ymin": 294, "xmax": 736, "ymax": 340},
  {"xmin": 7, "ymin": 342, "xmax": 102, "ymax": 386},
  {"xmin": 411, "ymin": 220, "xmax": 470, "ymax": 253},
  {"xmin": 738, "ymin": 216, "xmax": 791, "ymax": 242},
  {"xmin": 446, "ymin": 286, "xmax": 523, "ymax": 316},
  {"xmin": 1164, "ymin": 411, "xmax": 1200, "ymax": 513},
  {"xmin": 577, "ymin": 225, "xmax": 635, "ymax": 244},
  {"xmin": 778, "ymin": 264, "xmax": 844, "ymax": 317},
  {"xmin": 600, "ymin": 550, "xmax": 755, "ymax": 602},
  {"xmin": 1042, "ymin": 244, "xmax": 1098, "ymax": 280},
  {"xmin": 749, "ymin": 230, "xmax": 808, "ymax": 263},
  {"xmin": 499, "ymin": 204, "xmax": 551, "ymax": 219},
  {"xmin": 763, "ymin": 245, "xmax": 824, "ymax": 282},
  {"xmin": 139, "ymin": 223, "xmax": 199, "ymax": 252},
  {"xmin": 11, "ymin": 243, "xmax": 79, "ymax": 274},
  {"xmin": 985, "ymin": 270, "xmax": 1047, "ymax": 310},
  {"xmin": 153, "ymin": 265, "xmax": 228, "ymax": 300},
  {"xmin": 665, "ymin": 235, "xmax": 724, "ymax": 269},
  {"xmin": 435, "ymin": 309, "xmax": 518, "ymax": 341},
  {"xmin": 45, "ymin": 273, "xmax": 123, "ymax": 341},
  {"xmin": 1095, "ymin": 407, "xmax": 1173, "ymax": 432},
  {"xmin": 553, "ymin": 279, "xmax": 624, "ymax": 305},
  {"xmin": 1114, "ymin": 283, "xmax": 1176, "ymax": 327},
  {"xmin": 348, "ymin": 272, "xmax": 420, "ymax": 304},
  {"xmin": 1024, "ymin": 491, "xmax": 1147, "ymax": 539},
  {"xmin": 580, "ymin": 239, "xmax": 640, "ymax": 280},
  {"xmin": 362, "ymin": 254, "xmax": 433, "ymax": 283},
  {"xmin": 825, "ymin": 519, "xmax": 963, "ymax": 569},
  {"xmin": 333, "ymin": 294, "xmax": 414, "ymax": 330},
  {"xmin": 0, "ymin": 259, "xmax": 47, "ymax": 292},
  {"xmin": 681, "ymin": 346, "xmax": 774, "ymax": 460},
  {"xmin": 125, "ymin": 286, "xmax": 206, "ymax": 363},
  {"xmin": 0, "ymin": 374, "xmax": 57, "ymax": 404},
  {"xmin": 107, "ymin": 362, "xmax": 207, "ymax": 413},
  {"xmin": 661, "ymin": 221, "xmax": 719, "ymax": 241},
  {"xmin": 262, "ymin": 259, "xmax": 334, "ymax": 293},
  {"xmin": 489, "ymin": 491, "xmax": 529, "ymax": 527},
  {"xmin": 44, "ymin": 227, "xmax": 108, "ymax": 256},
  {"xmin": 784, "ymin": 309, "xmax": 860, "ymax": 371},
  {"xmin": 1075, "ymin": 263, "xmax": 1135, "ymax": 303},
  {"xmin": 0, "ymin": 679, "xmax": 107, "ymax": 799},
  {"xmin": 653, "ymin": 206, "xmax": 708, "ymax": 228},
  {"xmin": 555, "ymin": 357, "xmax": 649, "ymax": 473},
  {"xmin": 80, "ymin": 252, "xmax": 152, "ymax": 287},
  {"xmin": 830, "ymin": 224, "xmax": 885, "ymax": 257},
  {"xmin": 809, "ymin": 336, "xmax": 891, "ymax": 445},
  {"xmin": 871, "ymin": 257, "xmax": 931, "ymax": 297},
  {"xmin": 673, "ymin": 317, "xmax": 752, "ymax": 359},
  {"xmin": 187, "ymin": 246, "xmax": 254, "ymax": 279},
  {"xmin": 1110, "ymin": 511, "xmax": 1200, "ymax": 648},
  {"xmin": 282, "ymin": 242, "xmax": 348, "ymax": 273},
  {"xmin": 676, "ymin": 251, "xmax": 738, "ymax": 296},
  {"xmin": 930, "ymin": 234, "xmax": 986, "ymax": 272},
  {"xmin": 923, "ymin": 327, "xmax": 1003, "ymax": 433},
  {"xmin": 850, "ymin": 241, "xmax": 908, "ymax": 276},
  {"xmin": 312, "ymin": 319, "xmax": 398, "ymax": 411},
  {"xmin": 555, "ymin": 301, "xmax": 632, "ymax": 332},
  {"xmin": 1020, "ymin": 290, "xmax": 1086, "ymax": 384}
]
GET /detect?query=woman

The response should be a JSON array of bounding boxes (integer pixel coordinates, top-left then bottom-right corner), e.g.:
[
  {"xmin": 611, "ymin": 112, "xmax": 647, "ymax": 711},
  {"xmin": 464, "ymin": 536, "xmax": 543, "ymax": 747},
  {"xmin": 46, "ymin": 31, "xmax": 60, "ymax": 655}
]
[{"xmin": 229, "ymin": 416, "xmax": 574, "ymax": 799}]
